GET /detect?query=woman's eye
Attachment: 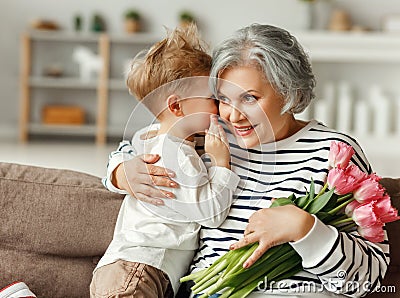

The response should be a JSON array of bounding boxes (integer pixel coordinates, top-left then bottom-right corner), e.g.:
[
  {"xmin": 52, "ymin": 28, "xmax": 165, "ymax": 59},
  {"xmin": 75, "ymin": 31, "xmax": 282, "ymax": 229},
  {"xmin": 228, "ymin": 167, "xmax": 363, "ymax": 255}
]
[
  {"xmin": 217, "ymin": 95, "xmax": 230, "ymax": 104},
  {"xmin": 243, "ymin": 94, "xmax": 257, "ymax": 103}
]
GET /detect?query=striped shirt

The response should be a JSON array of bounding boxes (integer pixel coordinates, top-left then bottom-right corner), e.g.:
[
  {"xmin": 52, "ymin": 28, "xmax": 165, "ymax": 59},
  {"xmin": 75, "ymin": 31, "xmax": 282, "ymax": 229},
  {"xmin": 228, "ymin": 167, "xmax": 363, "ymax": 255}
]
[
  {"xmin": 191, "ymin": 120, "xmax": 389, "ymax": 297},
  {"xmin": 104, "ymin": 120, "xmax": 389, "ymax": 297}
]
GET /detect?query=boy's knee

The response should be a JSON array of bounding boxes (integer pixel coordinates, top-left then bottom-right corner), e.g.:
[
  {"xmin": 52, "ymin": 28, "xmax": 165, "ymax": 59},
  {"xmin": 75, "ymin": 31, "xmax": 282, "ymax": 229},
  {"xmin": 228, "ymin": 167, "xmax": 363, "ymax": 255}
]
[
  {"xmin": 90, "ymin": 260, "xmax": 139, "ymax": 298},
  {"xmin": 90, "ymin": 260, "xmax": 173, "ymax": 298}
]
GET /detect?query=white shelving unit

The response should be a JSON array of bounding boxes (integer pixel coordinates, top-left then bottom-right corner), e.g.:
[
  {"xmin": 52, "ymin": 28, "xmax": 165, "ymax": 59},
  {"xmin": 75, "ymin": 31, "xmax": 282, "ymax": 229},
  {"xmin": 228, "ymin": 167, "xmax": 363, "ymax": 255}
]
[
  {"xmin": 20, "ymin": 29, "xmax": 400, "ymax": 158},
  {"xmin": 19, "ymin": 31, "xmax": 160, "ymax": 145},
  {"xmin": 294, "ymin": 31, "xmax": 400, "ymax": 172},
  {"xmin": 295, "ymin": 31, "xmax": 400, "ymax": 63}
]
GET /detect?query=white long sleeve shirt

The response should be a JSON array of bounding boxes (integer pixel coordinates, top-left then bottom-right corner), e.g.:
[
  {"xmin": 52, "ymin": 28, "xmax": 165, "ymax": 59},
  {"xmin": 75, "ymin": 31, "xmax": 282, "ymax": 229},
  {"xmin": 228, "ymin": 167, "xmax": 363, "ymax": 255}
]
[{"xmin": 97, "ymin": 124, "xmax": 240, "ymax": 294}]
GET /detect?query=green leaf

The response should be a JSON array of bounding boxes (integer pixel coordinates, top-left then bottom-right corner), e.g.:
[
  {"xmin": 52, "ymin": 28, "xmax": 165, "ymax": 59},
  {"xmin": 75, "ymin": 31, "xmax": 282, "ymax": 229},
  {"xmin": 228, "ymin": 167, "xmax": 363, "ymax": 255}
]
[
  {"xmin": 288, "ymin": 193, "xmax": 296, "ymax": 202},
  {"xmin": 315, "ymin": 211, "xmax": 336, "ymax": 222},
  {"xmin": 294, "ymin": 194, "xmax": 309, "ymax": 209},
  {"xmin": 319, "ymin": 193, "xmax": 338, "ymax": 212},
  {"xmin": 309, "ymin": 178, "xmax": 315, "ymax": 201},
  {"xmin": 270, "ymin": 197, "xmax": 295, "ymax": 208},
  {"xmin": 306, "ymin": 188, "xmax": 335, "ymax": 214}
]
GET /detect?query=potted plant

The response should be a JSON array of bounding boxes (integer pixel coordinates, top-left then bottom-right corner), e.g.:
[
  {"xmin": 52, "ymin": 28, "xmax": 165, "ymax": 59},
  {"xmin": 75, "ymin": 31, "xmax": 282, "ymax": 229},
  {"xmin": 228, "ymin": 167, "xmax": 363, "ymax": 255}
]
[
  {"xmin": 179, "ymin": 11, "xmax": 195, "ymax": 28},
  {"xmin": 124, "ymin": 9, "xmax": 141, "ymax": 33}
]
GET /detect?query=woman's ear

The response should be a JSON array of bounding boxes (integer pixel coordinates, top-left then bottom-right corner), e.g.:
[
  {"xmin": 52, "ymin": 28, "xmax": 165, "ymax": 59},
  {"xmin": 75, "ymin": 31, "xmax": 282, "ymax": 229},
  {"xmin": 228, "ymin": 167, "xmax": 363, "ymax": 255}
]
[{"xmin": 167, "ymin": 94, "xmax": 184, "ymax": 116}]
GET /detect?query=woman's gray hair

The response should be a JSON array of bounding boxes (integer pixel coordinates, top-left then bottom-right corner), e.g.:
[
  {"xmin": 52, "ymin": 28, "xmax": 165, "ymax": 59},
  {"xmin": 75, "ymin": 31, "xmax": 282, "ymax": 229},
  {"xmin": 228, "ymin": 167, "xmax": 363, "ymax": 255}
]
[{"xmin": 210, "ymin": 23, "xmax": 315, "ymax": 114}]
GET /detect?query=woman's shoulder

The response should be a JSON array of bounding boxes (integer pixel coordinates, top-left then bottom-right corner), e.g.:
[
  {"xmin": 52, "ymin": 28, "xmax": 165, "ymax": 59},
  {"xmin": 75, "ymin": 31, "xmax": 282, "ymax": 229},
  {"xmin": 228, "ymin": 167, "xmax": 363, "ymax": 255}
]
[
  {"xmin": 306, "ymin": 121, "xmax": 361, "ymax": 148},
  {"xmin": 306, "ymin": 120, "xmax": 371, "ymax": 173}
]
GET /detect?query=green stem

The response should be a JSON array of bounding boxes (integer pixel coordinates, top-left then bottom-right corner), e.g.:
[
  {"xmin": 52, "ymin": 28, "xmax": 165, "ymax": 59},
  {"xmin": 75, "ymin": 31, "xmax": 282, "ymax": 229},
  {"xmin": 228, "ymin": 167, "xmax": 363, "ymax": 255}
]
[
  {"xmin": 180, "ymin": 269, "xmax": 206, "ymax": 283},
  {"xmin": 328, "ymin": 196, "xmax": 354, "ymax": 215},
  {"xmin": 314, "ymin": 182, "xmax": 328, "ymax": 200},
  {"xmin": 335, "ymin": 193, "xmax": 353, "ymax": 204},
  {"xmin": 228, "ymin": 253, "xmax": 302, "ymax": 298},
  {"xmin": 329, "ymin": 217, "xmax": 354, "ymax": 226},
  {"xmin": 192, "ymin": 274, "xmax": 220, "ymax": 294},
  {"xmin": 221, "ymin": 243, "xmax": 258, "ymax": 278},
  {"xmin": 338, "ymin": 222, "xmax": 357, "ymax": 233},
  {"xmin": 191, "ymin": 259, "xmax": 228, "ymax": 291},
  {"xmin": 325, "ymin": 214, "xmax": 347, "ymax": 225},
  {"xmin": 203, "ymin": 245, "xmax": 287, "ymax": 297},
  {"xmin": 219, "ymin": 287, "xmax": 235, "ymax": 298}
]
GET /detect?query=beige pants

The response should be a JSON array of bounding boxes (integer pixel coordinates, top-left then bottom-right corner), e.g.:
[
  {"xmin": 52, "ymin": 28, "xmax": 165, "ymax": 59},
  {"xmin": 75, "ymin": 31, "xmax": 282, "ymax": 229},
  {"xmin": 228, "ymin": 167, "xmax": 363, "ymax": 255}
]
[{"xmin": 90, "ymin": 260, "xmax": 174, "ymax": 298}]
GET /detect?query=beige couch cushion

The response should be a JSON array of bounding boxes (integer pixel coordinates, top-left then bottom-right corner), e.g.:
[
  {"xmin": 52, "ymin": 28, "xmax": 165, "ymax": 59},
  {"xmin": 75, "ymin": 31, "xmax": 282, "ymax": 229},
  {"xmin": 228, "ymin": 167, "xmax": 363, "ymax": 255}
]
[
  {"xmin": 0, "ymin": 247, "xmax": 96, "ymax": 298},
  {"xmin": 0, "ymin": 162, "xmax": 123, "ymax": 257},
  {"xmin": 0, "ymin": 162, "xmax": 124, "ymax": 297}
]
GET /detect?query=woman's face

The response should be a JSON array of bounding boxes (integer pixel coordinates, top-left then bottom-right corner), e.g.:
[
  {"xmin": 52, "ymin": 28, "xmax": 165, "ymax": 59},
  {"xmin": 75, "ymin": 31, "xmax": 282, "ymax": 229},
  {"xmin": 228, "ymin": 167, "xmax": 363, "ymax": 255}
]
[{"xmin": 217, "ymin": 66, "xmax": 293, "ymax": 148}]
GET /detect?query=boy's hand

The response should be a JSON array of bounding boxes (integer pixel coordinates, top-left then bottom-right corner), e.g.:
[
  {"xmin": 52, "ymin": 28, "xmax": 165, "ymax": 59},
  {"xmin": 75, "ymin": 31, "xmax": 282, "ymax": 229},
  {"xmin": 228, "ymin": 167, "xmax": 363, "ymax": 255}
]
[{"xmin": 205, "ymin": 115, "xmax": 230, "ymax": 169}]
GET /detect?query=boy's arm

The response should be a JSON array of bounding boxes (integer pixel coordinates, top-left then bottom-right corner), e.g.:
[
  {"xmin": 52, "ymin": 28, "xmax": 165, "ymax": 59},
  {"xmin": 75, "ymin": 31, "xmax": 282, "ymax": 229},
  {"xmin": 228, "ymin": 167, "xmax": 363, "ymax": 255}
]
[
  {"xmin": 163, "ymin": 154, "xmax": 239, "ymax": 228},
  {"xmin": 103, "ymin": 140, "xmax": 177, "ymax": 205},
  {"xmin": 102, "ymin": 140, "xmax": 136, "ymax": 195},
  {"xmin": 163, "ymin": 116, "xmax": 239, "ymax": 227}
]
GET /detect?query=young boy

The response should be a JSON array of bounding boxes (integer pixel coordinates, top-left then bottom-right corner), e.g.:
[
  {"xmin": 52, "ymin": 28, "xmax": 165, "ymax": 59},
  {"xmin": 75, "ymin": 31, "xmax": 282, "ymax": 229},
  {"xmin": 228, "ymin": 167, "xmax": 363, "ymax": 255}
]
[{"xmin": 90, "ymin": 25, "xmax": 239, "ymax": 298}]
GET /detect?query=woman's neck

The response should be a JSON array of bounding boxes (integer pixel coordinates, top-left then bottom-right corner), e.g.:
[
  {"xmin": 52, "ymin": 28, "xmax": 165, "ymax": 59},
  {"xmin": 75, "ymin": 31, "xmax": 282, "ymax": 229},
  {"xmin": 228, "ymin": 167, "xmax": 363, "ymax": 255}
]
[{"xmin": 274, "ymin": 114, "xmax": 307, "ymax": 142}]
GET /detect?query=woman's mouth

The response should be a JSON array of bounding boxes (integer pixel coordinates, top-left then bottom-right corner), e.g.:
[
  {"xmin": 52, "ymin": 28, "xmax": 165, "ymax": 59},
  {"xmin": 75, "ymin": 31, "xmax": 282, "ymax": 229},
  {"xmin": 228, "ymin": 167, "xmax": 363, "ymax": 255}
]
[{"xmin": 233, "ymin": 125, "xmax": 255, "ymax": 137}]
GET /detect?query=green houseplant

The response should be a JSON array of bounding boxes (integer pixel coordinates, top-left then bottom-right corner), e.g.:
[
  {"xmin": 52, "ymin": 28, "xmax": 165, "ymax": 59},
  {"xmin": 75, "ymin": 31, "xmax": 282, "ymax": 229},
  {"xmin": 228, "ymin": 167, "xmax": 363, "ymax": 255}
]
[
  {"xmin": 179, "ymin": 10, "xmax": 195, "ymax": 28},
  {"xmin": 124, "ymin": 9, "xmax": 141, "ymax": 33}
]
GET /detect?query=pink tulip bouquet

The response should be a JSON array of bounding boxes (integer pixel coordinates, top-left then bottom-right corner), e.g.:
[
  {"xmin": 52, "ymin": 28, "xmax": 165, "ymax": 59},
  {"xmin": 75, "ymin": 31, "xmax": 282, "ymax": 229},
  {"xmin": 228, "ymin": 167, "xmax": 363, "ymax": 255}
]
[{"xmin": 180, "ymin": 141, "xmax": 399, "ymax": 298}]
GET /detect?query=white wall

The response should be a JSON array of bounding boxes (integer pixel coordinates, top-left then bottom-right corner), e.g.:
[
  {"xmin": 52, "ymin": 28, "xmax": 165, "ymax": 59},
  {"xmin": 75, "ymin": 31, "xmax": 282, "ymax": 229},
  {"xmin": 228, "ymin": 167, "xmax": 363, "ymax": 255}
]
[{"xmin": 0, "ymin": 0, "xmax": 399, "ymax": 138}]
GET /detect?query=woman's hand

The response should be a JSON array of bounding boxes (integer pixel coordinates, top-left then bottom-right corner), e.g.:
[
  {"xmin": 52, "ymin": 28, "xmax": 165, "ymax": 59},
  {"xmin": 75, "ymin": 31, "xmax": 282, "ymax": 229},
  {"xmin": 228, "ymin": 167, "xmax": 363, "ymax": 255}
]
[
  {"xmin": 230, "ymin": 205, "xmax": 315, "ymax": 268},
  {"xmin": 205, "ymin": 115, "xmax": 230, "ymax": 169},
  {"xmin": 112, "ymin": 154, "xmax": 178, "ymax": 205}
]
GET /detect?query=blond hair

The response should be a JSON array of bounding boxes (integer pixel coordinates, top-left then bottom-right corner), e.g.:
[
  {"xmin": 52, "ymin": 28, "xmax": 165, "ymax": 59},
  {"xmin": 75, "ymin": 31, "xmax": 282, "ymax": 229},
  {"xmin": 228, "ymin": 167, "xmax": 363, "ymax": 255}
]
[{"xmin": 126, "ymin": 24, "xmax": 212, "ymax": 100}]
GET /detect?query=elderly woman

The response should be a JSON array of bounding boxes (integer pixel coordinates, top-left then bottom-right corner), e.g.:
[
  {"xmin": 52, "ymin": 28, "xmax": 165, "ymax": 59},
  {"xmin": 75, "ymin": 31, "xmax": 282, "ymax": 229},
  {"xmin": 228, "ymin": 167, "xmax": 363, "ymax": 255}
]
[{"xmin": 105, "ymin": 24, "xmax": 388, "ymax": 297}]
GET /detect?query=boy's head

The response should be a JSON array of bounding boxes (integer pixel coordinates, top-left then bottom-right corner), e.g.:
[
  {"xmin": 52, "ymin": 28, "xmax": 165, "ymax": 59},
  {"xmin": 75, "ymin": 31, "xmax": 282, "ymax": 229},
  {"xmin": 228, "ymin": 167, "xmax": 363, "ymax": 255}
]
[
  {"xmin": 126, "ymin": 24, "xmax": 217, "ymax": 137},
  {"xmin": 126, "ymin": 24, "xmax": 212, "ymax": 101}
]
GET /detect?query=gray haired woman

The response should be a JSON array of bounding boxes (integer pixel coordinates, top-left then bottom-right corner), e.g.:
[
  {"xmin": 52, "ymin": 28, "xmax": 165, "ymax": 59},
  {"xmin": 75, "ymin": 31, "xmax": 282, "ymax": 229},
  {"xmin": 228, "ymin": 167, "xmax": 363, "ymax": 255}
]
[{"xmin": 105, "ymin": 24, "xmax": 388, "ymax": 297}]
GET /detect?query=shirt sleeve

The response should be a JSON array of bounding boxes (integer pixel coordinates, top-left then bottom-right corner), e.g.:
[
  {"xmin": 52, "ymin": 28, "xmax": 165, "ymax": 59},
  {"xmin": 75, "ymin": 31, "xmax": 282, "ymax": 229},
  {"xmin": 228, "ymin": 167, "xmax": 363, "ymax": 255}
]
[
  {"xmin": 101, "ymin": 140, "xmax": 136, "ymax": 195},
  {"xmin": 290, "ymin": 216, "xmax": 389, "ymax": 296},
  {"xmin": 162, "ymin": 150, "xmax": 240, "ymax": 228}
]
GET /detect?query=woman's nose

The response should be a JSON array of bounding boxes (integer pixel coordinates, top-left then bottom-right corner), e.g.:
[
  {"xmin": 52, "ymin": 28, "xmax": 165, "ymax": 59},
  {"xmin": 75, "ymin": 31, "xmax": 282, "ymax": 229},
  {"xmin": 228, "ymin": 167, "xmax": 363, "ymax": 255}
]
[{"xmin": 228, "ymin": 105, "xmax": 243, "ymax": 122}]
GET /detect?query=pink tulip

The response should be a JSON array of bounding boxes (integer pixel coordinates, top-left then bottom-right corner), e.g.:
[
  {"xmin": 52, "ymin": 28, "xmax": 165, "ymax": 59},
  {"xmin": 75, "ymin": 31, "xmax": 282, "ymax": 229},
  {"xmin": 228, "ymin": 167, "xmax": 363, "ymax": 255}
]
[
  {"xmin": 374, "ymin": 195, "xmax": 400, "ymax": 224},
  {"xmin": 368, "ymin": 173, "xmax": 381, "ymax": 182},
  {"xmin": 353, "ymin": 177, "xmax": 386, "ymax": 203},
  {"xmin": 327, "ymin": 167, "xmax": 360, "ymax": 195},
  {"xmin": 328, "ymin": 141, "xmax": 354, "ymax": 169},
  {"xmin": 345, "ymin": 200, "xmax": 361, "ymax": 217},
  {"xmin": 344, "ymin": 165, "xmax": 368, "ymax": 184},
  {"xmin": 352, "ymin": 202, "xmax": 380, "ymax": 227},
  {"xmin": 357, "ymin": 223, "xmax": 385, "ymax": 243}
]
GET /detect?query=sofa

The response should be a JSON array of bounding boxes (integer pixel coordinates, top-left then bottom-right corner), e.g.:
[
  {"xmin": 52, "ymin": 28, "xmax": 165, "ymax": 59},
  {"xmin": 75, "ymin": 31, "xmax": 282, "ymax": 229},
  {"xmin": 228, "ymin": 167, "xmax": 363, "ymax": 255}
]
[{"xmin": 0, "ymin": 162, "xmax": 399, "ymax": 297}]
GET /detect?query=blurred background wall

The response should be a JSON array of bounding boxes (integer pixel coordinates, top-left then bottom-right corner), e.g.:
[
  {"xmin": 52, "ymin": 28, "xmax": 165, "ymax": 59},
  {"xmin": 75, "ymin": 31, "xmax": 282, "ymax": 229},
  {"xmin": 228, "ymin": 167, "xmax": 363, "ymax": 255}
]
[
  {"xmin": 1, "ymin": 0, "xmax": 399, "ymax": 137},
  {"xmin": 0, "ymin": 0, "xmax": 399, "ymax": 176}
]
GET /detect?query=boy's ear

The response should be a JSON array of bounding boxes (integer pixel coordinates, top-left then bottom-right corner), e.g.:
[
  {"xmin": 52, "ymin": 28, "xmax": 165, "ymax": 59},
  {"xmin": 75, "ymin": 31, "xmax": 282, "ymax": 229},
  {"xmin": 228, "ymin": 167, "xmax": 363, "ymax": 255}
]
[{"xmin": 167, "ymin": 94, "xmax": 184, "ymax": 116}]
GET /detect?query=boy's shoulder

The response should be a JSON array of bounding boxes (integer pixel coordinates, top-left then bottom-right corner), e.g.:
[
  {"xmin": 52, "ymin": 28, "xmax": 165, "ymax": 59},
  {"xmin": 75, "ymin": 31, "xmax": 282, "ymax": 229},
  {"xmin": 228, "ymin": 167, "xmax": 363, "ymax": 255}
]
[{"xmin": 132, "ymin": 123, "xmax": 160, "ymax": 143}]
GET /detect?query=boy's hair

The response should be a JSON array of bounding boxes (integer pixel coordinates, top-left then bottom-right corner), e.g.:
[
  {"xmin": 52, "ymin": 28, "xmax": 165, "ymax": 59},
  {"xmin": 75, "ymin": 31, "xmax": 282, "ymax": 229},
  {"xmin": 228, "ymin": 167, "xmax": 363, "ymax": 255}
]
[{"xmin": 126, "ymin": 24, "xmax": 212, "ymax": 100}]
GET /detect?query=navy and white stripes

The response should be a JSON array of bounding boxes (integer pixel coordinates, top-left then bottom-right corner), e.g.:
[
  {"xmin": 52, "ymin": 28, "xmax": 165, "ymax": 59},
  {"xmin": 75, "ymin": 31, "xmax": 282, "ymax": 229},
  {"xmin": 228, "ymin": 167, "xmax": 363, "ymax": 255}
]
[{"xmin": 191, "ymin": 120, "xmax": 388, "ymax": 297}]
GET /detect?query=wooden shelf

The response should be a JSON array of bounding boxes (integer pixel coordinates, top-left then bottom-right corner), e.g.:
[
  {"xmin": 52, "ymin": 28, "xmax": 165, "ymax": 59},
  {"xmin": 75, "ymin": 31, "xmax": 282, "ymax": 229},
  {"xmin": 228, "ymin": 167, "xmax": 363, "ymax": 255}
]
[
  {"xmin": 29, "ymin": 77, "xmax": 98, "ymax": 89},
  {"xmin": 28, "ymin": 123, "xmax": 97, "ymax": 136},
  {"xmin": 19, "ymin": 31, "xmax": 157, "ymax": 145},
  {"xmin": 109, "ymin": 79, "xmax": 128, "ymax": 91},
  {"xmin": 28, "ymin": 30, "xmax": 101, "ymax": 42},
  {"xmin": 110, "ymin": 33, "xmax": 161, "ymax": 44},
  {"xmin": 295, "ymin": 31, "xmax": 400, "ymax": 62}
]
